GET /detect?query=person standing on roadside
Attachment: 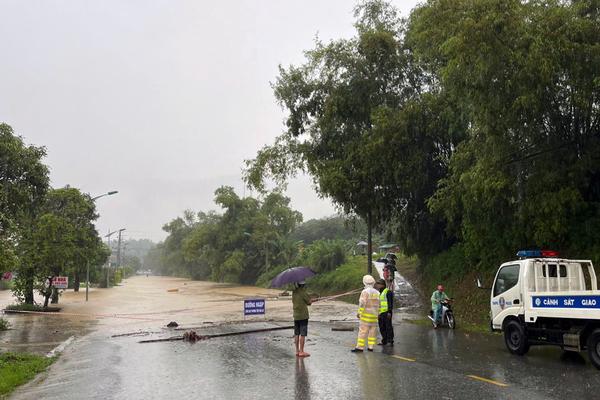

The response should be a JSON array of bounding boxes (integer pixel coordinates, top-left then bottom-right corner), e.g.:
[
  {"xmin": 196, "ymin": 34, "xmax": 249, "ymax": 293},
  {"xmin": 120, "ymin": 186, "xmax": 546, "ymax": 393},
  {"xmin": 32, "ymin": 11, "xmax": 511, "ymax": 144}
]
[
  {"xmin": 375, "ymin": 279, "xmax": 394, "ymax": 346},
  {"xmin": 292, "ymin": 281, "xmax": 312, "ymax": 357},
  {"xmin": 352, "ymin": 275, "xmax": 380, "ymax": 353}
]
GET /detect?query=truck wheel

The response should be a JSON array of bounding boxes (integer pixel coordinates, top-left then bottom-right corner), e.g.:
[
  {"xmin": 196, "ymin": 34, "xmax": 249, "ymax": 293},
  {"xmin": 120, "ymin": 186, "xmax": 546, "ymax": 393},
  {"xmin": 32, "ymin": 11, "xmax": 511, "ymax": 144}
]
[
  {"xmin": 587, "ymin": 329, "xmax": 600, "ymax": 370},
  {"xmin": 504, "ymin": 320, "xmax": 529, "ymax": 355}
]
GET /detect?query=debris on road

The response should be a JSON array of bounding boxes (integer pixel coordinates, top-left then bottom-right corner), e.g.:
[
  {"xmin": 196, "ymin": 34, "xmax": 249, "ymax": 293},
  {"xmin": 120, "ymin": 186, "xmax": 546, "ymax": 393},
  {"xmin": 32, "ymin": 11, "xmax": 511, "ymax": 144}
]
[
  {"xmin": 111, "ymin": 331, "xmax": 155, "ymax": 338},
  {"xmin": 183, "ymin": 331, "xmax": 204, "ymax": 342},
  {"xmin": 331, "ymin": 326, "xmax": 354, "ymax": 332},
  {"xmin": 139, "ymin": 325, "xmax": 294, "ymax": 344},
  {"xmin": 166, "ymin": 321, "xmax": 179, "ymax": 328}
]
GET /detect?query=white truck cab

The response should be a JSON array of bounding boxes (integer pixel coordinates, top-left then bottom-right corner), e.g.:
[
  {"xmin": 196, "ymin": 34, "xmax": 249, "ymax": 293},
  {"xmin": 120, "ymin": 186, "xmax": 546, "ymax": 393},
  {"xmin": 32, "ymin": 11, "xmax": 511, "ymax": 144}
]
[{"xmin": 489, "ymin": 250, "xmax": 600, "ymax": 369}]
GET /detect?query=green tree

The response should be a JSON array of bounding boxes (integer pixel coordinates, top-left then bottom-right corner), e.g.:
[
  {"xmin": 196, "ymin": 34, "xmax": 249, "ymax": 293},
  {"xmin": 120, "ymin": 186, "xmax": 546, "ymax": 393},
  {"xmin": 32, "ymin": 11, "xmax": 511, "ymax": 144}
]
[
  {"xmin": 15, "ymin": 187, "xmax": 107, "ymax": 304},
  {"xmin": 411, "ymin": 0, "xmax": 600, "ymax": 265},
  {"xmin": 0, "ymin": 123, "xmax": 50, "ymax": 303},
  {"xmin": 245, "ymin": 0, "xmax": 464, "ymax": 262},
  {"xmin": 157, "ymin": 187, "xmax": 302, "ymax": 284},
  {"xmin": 290, "ymin": 216, "xmax": 367, "ymax": 245}
]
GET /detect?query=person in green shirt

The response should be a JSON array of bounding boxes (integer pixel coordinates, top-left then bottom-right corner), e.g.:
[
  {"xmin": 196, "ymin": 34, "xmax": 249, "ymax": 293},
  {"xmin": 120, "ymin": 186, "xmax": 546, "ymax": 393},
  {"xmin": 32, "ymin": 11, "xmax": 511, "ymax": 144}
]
[
  {"xmin": 431, "ymin": 284, "xmax": 449, "ymax": 328},
  {"xmin": 292, "ymin": 281, "xmax": 312, "ymax": 357}
]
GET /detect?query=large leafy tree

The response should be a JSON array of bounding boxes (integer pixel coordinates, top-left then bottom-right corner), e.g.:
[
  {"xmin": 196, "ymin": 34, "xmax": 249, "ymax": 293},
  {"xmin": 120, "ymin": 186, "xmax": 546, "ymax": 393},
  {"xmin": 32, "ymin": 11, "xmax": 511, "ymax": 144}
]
[
  {"xmin": 412, "ymin": 0, "xmax": 600, "ymax": 264},
  {"xmin": 245, "ymin": 0, "xmax": 464, "ymax": 261},
  {"xmin": 15, "ymin": 187, "xmax": 108, "ymax": 304},
  {"xmin": 0, "ymin": 123, "xmax": 50, "ymax": 302},
  {"xmin": 156, "ymin": 187, "xmax": 302, "ymax": 284}
]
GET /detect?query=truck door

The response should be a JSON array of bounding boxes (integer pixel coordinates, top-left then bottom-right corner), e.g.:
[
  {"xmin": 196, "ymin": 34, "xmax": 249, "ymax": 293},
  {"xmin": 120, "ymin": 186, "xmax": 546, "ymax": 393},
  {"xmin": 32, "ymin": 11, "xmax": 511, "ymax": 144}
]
[{"xmin": 491, "ymin": 264, "xmax": 521, "ymax": 327}]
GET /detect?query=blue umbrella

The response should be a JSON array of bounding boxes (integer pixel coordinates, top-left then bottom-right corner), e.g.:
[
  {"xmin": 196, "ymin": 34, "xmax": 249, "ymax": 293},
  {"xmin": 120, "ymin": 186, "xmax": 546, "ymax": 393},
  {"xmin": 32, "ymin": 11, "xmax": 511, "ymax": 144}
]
[{"xmin": 270, "ymin": 267, "xmax": 316, "ymax": 288}]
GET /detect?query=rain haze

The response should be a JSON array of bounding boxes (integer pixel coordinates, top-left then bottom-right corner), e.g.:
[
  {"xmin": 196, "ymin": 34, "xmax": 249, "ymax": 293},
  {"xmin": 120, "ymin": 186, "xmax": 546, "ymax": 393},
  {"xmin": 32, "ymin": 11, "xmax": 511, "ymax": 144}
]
[{"xmin": 0, "ymin": 0, "xmax": 419, "ymax": 242}]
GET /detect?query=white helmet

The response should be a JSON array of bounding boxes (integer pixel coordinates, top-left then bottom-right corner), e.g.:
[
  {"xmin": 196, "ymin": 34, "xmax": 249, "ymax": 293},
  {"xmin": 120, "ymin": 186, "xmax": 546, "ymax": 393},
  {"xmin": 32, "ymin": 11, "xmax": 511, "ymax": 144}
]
[{"xmin": 362, "ymin": 275, "xmax": 375, "ymax": 286}]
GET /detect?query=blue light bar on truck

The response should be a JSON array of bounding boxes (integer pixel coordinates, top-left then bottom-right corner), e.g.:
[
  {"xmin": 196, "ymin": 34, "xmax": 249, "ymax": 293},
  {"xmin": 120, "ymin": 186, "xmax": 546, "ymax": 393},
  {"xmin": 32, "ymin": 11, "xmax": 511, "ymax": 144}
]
[{"xmin": 516, "ymin": 250, "xmax": 560, "ymax": 258}]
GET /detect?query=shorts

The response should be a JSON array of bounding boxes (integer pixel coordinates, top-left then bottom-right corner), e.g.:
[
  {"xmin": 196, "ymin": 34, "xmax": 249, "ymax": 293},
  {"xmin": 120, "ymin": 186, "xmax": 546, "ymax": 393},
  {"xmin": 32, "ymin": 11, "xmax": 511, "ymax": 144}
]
[{"xmin": 294, "ymin": 319, "xmax": 308, "ymax": 336}]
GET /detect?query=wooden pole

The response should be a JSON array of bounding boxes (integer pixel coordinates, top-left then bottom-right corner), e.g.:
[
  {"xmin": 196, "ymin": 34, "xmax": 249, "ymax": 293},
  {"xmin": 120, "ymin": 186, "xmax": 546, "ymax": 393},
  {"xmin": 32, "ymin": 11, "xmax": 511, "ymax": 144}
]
[{"xmin": 138, "ymin": 325, "xmax": 294, "ymax": 344}]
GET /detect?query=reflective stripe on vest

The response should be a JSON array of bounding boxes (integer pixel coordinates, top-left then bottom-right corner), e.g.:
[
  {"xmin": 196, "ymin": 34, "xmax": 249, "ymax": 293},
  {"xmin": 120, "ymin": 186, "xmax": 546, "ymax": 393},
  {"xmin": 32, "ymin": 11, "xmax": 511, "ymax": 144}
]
[
  {"xmin": 360, "ymin": 312, "xmax": 378, "ymax": 323},
  {"xmin": 379, "ymin": 288, "xmax": 389, "ymax": 314}
]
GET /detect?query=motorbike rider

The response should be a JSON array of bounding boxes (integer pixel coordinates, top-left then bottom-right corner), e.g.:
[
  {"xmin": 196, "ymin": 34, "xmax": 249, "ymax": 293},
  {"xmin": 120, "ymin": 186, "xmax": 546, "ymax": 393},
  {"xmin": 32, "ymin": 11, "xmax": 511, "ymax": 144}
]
[{"xmin": 431, "ymin": 284, "xmax": 450, "ymax": 329}]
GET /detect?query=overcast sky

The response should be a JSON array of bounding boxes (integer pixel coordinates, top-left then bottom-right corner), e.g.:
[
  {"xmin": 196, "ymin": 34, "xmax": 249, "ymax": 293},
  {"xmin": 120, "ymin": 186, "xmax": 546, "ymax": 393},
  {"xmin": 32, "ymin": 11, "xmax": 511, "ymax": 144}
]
[{"xmin": 0, "ymin": 0, "xmax": 420, "ymax": 242}]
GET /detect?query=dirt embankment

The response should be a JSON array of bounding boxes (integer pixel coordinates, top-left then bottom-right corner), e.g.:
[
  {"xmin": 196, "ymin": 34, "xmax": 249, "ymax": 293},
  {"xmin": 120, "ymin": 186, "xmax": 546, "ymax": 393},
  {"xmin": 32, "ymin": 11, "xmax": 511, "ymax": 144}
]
[{"xmin": 395, "ymin": 258, "xmax": 492, "ymax": 331}]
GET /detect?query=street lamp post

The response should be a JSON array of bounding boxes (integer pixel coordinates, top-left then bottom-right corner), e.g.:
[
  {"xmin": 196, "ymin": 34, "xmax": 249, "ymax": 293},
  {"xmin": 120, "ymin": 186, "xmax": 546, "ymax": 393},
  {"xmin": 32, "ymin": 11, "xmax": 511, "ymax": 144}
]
[
  {"xmin": 116, "ymin": 228, "xmax": 126, "ymax": 268},
  {"xmin": 87, "ymin": 190, "xmax": 118, "ymax": 301},
  {"xmin": 91, "ymin": 191, "xmax": 118, "ymax": 201},
  {"xmin": 104, "ymin": 228, "xmax": 125, "ymax": 288}
]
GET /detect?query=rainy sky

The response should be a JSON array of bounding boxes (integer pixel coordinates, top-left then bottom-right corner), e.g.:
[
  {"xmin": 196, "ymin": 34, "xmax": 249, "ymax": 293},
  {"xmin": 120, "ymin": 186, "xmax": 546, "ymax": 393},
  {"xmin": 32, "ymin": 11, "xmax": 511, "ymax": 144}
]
[{"xmin": 0, "ymin": 0, "xmax": 419, "ymax": 242}]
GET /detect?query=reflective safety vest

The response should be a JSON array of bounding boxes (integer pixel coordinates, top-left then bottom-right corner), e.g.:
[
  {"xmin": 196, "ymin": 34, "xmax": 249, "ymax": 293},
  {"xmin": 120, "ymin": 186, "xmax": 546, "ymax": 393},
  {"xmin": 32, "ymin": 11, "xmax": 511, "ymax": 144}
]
[{"xmin": 379, "ymin": 288, "xmax": 389, "ymax": 314}]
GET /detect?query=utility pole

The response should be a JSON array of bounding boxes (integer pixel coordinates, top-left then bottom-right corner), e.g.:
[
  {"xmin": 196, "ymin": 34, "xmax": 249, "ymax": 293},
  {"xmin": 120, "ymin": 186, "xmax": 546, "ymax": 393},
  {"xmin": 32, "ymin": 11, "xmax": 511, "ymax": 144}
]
[
  {"xmin": 88, "ymin": 190, "xmax": 118, "ymax": 301},
  {"xmin": 85, "ymin": 260, "xmax": 90, "ymax": 301},
  {"xmin": 116, "ymin": 229, "xmax": 125, "ymax": 267},
  {"xmin": 104, "ymin": 229, "xmax": 123, "ymax": 288},
  {"xmin": 106, "ymin": 229, "xmax": 112, "ymax": 289}
]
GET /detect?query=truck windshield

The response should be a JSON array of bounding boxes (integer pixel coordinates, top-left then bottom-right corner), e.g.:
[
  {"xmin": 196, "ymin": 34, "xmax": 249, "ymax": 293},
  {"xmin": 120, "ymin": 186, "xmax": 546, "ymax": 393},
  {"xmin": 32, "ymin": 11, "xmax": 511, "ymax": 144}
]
[{"xmin": 494, "ymin": 264, "xmax": 520, "ymax": 297}]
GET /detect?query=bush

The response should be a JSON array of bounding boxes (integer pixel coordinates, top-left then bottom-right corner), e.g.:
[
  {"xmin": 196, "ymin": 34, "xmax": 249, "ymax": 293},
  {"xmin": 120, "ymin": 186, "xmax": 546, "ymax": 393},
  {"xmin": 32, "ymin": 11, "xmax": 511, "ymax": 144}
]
[
  {"xmin": 0, "ymin": 280, "xmax": 13, "ymax": 291},
  {"xmin": 256, "ymin": 240, "xmax": 349, "ymax": 288},
  {"xmin": 255, "ymin": 264, "xmax": 290, "ymax": 288},
  {"xmin": 307, "ymin": 255, "xmax": 369, "ymax": 302},
  {"xmin": 296, "ymin": 239, "xmax": 347, "ymax": 273},
  {"xmin": 111, "ymin": 269, "xmax": 123, "ymax": 286},
  {"xmin": 121, "ymin": 266, "xmax": 135, "ymax": 279},
  {"xmin": 0, "ymin": 317, "xmax": 9, "ymax": 331}
]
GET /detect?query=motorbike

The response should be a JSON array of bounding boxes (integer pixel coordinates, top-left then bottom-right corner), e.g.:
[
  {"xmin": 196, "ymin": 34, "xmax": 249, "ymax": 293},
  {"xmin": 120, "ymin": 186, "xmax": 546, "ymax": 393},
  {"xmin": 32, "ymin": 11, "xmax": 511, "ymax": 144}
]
[{"xmin": 428, "ymin": 299, "xmax": 456, "ymax": 329}]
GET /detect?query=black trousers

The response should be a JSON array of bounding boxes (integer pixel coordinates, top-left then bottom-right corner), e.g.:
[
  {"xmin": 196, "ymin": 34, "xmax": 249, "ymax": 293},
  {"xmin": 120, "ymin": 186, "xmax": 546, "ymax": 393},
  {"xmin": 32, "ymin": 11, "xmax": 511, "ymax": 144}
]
[{"xmin": 378, "ymin": 313, "xmax": 394, "ymax": 344}]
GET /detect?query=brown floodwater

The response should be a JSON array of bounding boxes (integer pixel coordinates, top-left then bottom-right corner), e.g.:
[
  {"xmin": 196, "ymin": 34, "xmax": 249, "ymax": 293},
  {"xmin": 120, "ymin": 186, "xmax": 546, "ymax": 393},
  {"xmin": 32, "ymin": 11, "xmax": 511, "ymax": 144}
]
[{"xmin": 0, "ymin": 276, "xmax": 358, "ymax": 354}]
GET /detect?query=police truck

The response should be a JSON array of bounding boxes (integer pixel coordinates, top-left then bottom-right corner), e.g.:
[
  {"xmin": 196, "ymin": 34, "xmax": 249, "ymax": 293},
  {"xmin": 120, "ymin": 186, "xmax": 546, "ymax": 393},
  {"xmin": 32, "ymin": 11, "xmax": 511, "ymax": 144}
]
[{"xmin": 487, "ymin": 250, "xmax": 600, "ymax": 369}]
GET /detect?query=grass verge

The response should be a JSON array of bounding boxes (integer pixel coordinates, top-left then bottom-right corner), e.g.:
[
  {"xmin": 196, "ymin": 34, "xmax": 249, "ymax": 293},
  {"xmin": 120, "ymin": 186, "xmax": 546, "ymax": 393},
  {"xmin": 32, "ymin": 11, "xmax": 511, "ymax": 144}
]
[
  {"xmin": 4, "ymin": 304, "xmax": 61, "ymax": 313},
  {"xmin": 0, "ymin": 353, "xmax": 55, "ymax": 397}
]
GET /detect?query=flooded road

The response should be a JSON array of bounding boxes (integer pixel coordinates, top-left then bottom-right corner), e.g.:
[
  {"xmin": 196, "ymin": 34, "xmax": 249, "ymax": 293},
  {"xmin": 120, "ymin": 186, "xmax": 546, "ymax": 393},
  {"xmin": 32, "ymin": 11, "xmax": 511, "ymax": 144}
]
[
  {"xmin": 0, "ymin": 276, "xmax": 357, "ymax": 354},
  {"xmin": 10, "ymin": 321, "xmax": 600, "ymax": 399},
  {"xmin": 5, "ymin": 276, "xmax": 600, "ymax": 399}
]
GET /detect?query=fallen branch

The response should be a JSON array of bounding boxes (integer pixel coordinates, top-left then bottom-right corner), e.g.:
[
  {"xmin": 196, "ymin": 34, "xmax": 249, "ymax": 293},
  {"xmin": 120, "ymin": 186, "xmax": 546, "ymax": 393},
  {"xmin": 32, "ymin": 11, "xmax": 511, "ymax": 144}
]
[
  {"xmin": 139, "ymin": 325, "xmax": 294, "ymax": 344},
  {"xmin": 331, "ymin": 327, "xmax": 354, "ymax": 332},
  {"xmin": 111, "ymin": 331, "xmax": 157, "ymax": 338}
]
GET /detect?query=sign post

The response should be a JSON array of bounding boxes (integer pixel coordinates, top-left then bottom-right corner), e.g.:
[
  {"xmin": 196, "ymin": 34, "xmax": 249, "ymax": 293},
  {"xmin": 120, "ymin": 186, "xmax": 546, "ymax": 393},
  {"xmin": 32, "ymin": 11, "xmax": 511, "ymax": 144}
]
[
  {"xmin": 244, "ymin": 298, "xmax": 266, "ymax": 319},
  {"xmin": 52, "ymin": 276, "xmax": 69, "ymax": 289}
]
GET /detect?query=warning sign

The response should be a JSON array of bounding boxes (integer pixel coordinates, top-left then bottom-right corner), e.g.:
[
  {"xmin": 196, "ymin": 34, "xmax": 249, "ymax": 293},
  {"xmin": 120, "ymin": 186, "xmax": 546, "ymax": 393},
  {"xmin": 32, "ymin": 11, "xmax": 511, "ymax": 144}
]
[
  {"xmin": 244, "ymin": 299, "xmax": 266, "ymax": 316},
  {"xmin": 52, "ymin": 276, "xmax": 68, "ymax": 289}
]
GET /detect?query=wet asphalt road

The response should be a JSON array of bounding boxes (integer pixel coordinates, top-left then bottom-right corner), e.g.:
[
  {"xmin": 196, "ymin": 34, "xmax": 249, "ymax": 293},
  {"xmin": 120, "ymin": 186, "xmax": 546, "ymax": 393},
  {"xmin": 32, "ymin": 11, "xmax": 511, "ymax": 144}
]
[{"xmin": 11, "ymin": 320, "xmax": 600, "ymax": 400}]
